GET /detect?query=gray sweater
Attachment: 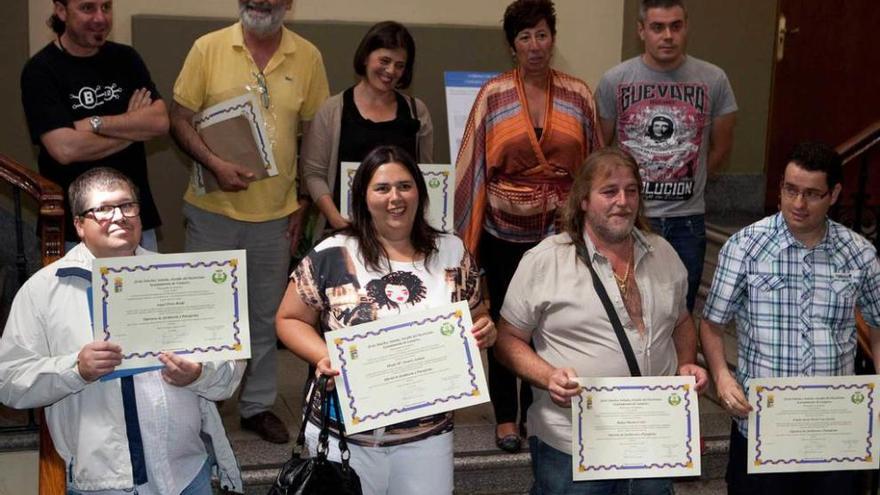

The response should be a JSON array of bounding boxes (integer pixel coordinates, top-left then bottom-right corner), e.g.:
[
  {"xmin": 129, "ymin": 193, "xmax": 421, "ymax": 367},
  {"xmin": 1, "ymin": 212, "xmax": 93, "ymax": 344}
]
[{"xmin": 299, "ymin": 90, "xmax": 434, "ymax": 235}]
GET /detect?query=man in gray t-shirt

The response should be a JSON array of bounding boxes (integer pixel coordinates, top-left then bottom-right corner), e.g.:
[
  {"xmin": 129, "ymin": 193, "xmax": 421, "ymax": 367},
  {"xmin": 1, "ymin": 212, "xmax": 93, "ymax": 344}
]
[{"xmin": 595, "ymin": 0, "xmax": 737, "ymax": 311}]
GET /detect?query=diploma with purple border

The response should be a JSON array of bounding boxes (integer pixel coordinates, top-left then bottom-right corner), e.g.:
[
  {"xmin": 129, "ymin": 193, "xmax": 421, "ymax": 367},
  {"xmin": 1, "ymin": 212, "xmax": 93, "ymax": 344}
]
[
  {"xmin": 572, "ymin": 376, "xmax": 700, "ymax": 481},
  {"xmin": 747, "ymin": 375, "xmax": 880, "ymax": 473},
  {"xmin": 325, "ymin": 300, "xmax": 489, "ymax": 434},
  {"xmin": 340, "ymin": 162, "xmax": 454, "ymax": 232},
  {"xmin": 92, "ymin": 250, "xmax": 251, "ymax": 374}
]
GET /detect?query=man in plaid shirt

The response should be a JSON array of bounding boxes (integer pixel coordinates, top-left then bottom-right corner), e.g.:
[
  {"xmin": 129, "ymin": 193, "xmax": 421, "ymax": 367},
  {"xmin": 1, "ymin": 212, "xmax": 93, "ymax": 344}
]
[{"xmin": 701, "ymin": 141, "xmax": 880, "ymax": 495}]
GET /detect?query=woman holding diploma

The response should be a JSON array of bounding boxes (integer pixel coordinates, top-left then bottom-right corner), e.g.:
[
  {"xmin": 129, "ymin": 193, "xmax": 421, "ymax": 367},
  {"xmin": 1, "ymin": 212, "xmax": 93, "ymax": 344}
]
[
  {"xmin": 277, "ymin": 145, "xmax": 495, "ymax": 495},
  {"xmin": 300, "ymin": 21, "xmax": 433, "ymax": 236}
]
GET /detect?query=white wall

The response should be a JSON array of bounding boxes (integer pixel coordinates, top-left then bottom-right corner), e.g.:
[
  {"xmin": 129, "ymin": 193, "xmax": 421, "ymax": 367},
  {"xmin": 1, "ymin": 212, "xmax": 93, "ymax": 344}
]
[{"xmin": 29, "ymin": 0, "xmax": 624, "ymax": 86}]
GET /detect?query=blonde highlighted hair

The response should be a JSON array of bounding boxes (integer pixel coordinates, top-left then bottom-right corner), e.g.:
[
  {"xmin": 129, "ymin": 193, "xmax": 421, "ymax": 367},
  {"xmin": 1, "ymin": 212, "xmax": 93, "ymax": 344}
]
[{"xmin": 563, "ymin": 148, "xmax": 649, "ymax": 258}]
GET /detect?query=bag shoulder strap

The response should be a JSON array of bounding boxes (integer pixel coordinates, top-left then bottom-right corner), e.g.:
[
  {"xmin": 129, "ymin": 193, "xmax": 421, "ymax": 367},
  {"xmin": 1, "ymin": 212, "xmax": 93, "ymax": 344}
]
[
  {"xmin": 295, "ymin": 375, "xmax": 326, "ymax": 449},
  {"xmin": 326, "ymin": 389, "xmax": 351, "ymax": 459},
  {"xmin": 575, "ymin": 242, "xmax": 642, "ymax": 377}
]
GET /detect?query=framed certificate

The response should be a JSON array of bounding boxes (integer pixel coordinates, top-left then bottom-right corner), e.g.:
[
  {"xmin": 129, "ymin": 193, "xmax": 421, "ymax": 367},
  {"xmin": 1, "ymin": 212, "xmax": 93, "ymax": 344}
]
[
  {"xmin": 747, "ymin": 375, "xmax": 880, "ymax": 473},
  {"xmin": 572, "ymin": 376, "xmax": 701, "ymax": 481},
  {"xmin": 92, "ymin": 250, "xmax": 251, "ymax": 377},
  {"xmin": 191, "ymin": 93, "xmax": 278, "ymax": 195},
  {"xmin": 340, "ymin": 161, "xmax": 455, "ymax": 232},
  {"xmin": 325, "ymin": 300, "xmax": 489, "ymax": 434}
]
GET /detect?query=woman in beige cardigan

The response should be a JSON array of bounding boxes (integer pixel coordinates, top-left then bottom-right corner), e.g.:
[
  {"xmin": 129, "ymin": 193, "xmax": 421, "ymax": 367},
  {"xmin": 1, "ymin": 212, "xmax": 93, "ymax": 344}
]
[{"xmin": 300, "ymin": 21, "xmax": 433, "ymax": 236}]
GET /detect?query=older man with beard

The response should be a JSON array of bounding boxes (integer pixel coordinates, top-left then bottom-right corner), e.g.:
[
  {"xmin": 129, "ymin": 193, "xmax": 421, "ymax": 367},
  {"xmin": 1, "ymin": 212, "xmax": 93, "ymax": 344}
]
[
  {"xmin": 495, "ymin": 147, "xmax": 707, "ymax": 494},
  {"xmin": 170, "ymin": 0, "xmax": 329, "ymax": 444}
]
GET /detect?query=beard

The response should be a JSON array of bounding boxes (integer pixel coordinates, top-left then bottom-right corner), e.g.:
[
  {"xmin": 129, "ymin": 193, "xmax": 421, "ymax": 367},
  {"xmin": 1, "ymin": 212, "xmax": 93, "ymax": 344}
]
[
  {"xmin": 587, "ymin": 210, "xmax": 635, "ymax": 245},
  {"xmin": 239, "ymin": 2, "xmax": 287, "ymax": 38}
]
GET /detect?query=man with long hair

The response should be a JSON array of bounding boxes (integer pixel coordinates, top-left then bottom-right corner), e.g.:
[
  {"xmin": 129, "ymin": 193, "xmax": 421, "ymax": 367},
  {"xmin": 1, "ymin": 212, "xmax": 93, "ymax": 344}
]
[{"xmin": 496, "ymin": 148, "xmax": 707, "ymax": 493}]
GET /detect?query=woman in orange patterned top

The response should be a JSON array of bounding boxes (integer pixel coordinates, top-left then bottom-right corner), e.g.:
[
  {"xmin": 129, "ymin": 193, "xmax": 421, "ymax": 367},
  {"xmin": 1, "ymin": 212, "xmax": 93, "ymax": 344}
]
[{"xmin": 453, "ymin": 0, "xmax": 601, "ymax": 453}]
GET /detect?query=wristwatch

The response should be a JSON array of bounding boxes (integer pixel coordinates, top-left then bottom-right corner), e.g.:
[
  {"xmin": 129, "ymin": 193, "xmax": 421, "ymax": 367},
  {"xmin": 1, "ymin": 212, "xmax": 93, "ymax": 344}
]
[{"xmin": 89, "ymin": 115, "xmax": 104, "ymax": 134}]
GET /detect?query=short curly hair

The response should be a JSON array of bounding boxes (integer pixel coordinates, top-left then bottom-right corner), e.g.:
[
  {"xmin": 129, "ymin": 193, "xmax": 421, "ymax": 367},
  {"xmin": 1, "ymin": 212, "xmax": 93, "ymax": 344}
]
[{"xmin": 502, "ymin": 0, "xmax": 556, "ymax": 48}]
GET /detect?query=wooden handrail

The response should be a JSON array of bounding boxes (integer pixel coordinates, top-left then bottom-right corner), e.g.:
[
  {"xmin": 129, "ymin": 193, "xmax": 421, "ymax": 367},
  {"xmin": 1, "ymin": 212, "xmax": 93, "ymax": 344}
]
[
  {"xmin": 835, "ymin": 119, "xmax": 880, "ymax": 166},
  {"xmin": 833, "ymin": 119, "xmax": 880, "ymax": 368},
  {"xmin": 0, "ymin": 154, "xmax": 65, "ymax": 265},
  {"xmin": 0, "ymin": 153, "xmax": 66, "ymax": 495}
]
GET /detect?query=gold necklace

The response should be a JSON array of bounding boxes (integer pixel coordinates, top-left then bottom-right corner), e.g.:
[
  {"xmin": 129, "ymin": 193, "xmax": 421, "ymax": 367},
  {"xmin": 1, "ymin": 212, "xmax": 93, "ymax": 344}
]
[{"xmin": 612, "ymin": 250, "xmax": 633, "ymax": 296}]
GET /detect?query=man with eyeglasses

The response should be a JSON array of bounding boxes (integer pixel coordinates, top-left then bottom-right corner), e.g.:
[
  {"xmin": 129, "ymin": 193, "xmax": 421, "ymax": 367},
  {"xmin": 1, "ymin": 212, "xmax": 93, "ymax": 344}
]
[
  {"xmin": 21, "ymin": 0, "xmax": 168, "ymax": 253},
  {"xmin": 595, "ymin": 0, "xmax": 737, "ymax": 313},
  {"xmin": 169, "ymin": 0, "xmax": 329, "ymax": 444},
  {"xmin": 0, "ymin": 167, "xmax": 245, "ymax": 494},
  {"xmin": 700, "ymin": 142, "xmax": 880, "ymax": 494}
]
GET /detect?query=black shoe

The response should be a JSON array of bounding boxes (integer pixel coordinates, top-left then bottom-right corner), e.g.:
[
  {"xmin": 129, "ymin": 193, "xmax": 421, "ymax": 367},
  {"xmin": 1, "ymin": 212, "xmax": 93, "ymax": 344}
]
[
  {"xmin": 495, "ymin": 433, "xmax": 522, "ymax": 453},
  {"xmin": 241, "ymin": 411, "xmax": 290, "ymax": 444},
  {"xmin": 495, "ymin": 423, "xmax": 523, "ymax": 453}
]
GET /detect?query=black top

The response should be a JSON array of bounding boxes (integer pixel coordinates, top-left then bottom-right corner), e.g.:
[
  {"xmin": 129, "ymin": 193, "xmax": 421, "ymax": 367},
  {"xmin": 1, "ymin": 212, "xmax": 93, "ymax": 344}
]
[
  {"xmin": 21, "ymin": 41, "xmax": 162, "ymax": 241},
  {"xmin": 334, "ymin": 87, "xmax": 421, "ymax": 206}
]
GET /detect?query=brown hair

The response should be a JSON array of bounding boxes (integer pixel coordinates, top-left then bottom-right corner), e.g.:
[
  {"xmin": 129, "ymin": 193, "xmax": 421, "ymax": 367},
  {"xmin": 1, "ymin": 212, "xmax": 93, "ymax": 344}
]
[
  {"xmin": 563, "ymin": 148, "xmax": 648, "ymax": 257},
  {"xmin": 69, "ymin": 167, "xmax": 139, "ymax": 217},
  {"xmin": 352, "ymin": 21, "xmax": 416, "ymax": 90},
  {"xmin": 342, "ymin": 145, "xmax": 440, "ymax": 272}
]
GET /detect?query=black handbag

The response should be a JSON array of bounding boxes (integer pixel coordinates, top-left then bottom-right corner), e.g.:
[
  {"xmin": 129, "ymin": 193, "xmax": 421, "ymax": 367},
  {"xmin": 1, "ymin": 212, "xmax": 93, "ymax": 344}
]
[{"xmin": 267, "ymin": 375, "xmax": 363, "ymax": 495}]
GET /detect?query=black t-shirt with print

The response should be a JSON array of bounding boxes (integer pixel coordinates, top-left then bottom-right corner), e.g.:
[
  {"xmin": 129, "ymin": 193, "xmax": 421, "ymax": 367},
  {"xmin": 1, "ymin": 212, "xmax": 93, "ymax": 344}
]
[{"xmin": 21, "ymin": 41, "xmax": 162, "ymax": 240}]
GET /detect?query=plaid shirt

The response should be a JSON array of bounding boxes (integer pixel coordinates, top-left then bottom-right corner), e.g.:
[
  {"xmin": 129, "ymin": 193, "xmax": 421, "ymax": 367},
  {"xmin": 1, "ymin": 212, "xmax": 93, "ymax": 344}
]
[{"xmin": 703, "ymin": 213, "xmax": 880, "ymax": 435}]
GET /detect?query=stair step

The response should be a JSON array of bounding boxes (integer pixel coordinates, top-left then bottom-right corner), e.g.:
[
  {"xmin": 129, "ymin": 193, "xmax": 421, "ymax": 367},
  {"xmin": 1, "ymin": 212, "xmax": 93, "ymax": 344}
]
[
  {"xmin": 0, "ymin": 430, "xmax": 37, "ymax": 452},
  {"xmin": 231, "ymin": 409, "xmax": 732, "ymax": 494}
]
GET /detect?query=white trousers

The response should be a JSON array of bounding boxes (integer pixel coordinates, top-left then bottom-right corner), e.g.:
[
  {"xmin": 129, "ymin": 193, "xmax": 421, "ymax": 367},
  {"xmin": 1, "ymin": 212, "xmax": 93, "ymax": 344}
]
[{"xmin": 304, "ymin": 422, "xmax": 454, "ymax": 495}]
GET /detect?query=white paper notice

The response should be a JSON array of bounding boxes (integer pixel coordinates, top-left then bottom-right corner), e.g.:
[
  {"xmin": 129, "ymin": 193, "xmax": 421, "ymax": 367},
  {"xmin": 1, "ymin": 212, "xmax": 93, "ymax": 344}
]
[{"xmin": 444, "ymin": 71, "xmax": 498, "ymax": 162}]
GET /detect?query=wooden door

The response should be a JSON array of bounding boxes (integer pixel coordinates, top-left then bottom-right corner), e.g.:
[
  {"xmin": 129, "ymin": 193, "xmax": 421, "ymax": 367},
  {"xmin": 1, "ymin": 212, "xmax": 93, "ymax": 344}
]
[{"xmin": 763, "ymin": 0, "xmax": 880, "ymax": 212}]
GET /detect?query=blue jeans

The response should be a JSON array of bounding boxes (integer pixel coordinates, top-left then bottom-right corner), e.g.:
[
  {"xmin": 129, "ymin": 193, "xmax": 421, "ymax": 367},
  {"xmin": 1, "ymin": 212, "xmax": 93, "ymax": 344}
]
[
  {"xmin": 529, "ymin": 437, "xmax": 674, "ymax": 495},
  {"xmin": 179, "ymin": 457, "xmax": 213, "ymax": 495},
  {"xmin": 67, "ymin": 457, "xmax": 212, "ymax": 495},
  {"xmin": 647, "ymin": 215, "xmax": 705, "ymax": 312}
]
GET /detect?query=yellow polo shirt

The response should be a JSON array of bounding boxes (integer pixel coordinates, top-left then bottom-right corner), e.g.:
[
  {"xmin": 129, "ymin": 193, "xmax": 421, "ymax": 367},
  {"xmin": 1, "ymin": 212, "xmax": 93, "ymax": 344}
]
[{"xmin": 173, "ymin": 22, "xmax": 329, "ymax": 221}]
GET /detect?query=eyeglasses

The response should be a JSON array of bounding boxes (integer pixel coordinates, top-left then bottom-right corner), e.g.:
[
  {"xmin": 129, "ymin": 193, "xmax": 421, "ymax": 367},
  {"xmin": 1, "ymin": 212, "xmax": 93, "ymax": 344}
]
[
  {"xmin": 253, "ymin": 71, "xmax": 270, "ymax": 109},
  {"xmin": 80, "ymin": 202, "xmax": 140, "ymax": 221},
  {"xmin": 780, "ymin": 183, "xmax": 831, "ymax": 203}
]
